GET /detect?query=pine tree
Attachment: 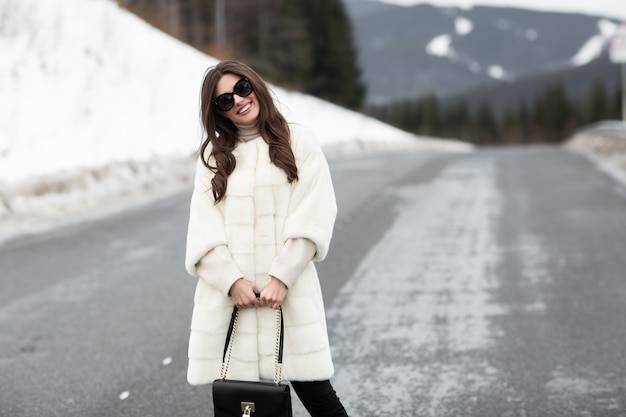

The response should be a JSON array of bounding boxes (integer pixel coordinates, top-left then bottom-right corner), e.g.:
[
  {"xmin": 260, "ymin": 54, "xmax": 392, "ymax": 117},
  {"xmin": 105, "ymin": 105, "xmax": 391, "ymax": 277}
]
[
  {"xmin": 443, "ymin": 100, "xmax": 469, "ymax": 139},
  {"xmin": 543, "ymin": 83, "xmax": 572, "ymax": 141},
  {"xmin": 587, "ymin": 80, "xmax": 607, "ymax": 124},
  {"xmin": 501, "ymin": 108, "xmax": 521, "ymax": 144},
  {"xmin": 418, "ymin": 95, "xmax": 441, "ymax": 136},
  {"xmin": 298, "ymin": 0, "xmax": 364, "ymax": 108},
  {"xmin": 609, "ymin": 85, "xmax": 622, "ymax": 120},
  {"xmin": 474, "ymin": 102, "xmax": 498, "ymax": 144},
  {"xmin": 518, "ymin": 99, "xmax": 532, "ymax": 143}
]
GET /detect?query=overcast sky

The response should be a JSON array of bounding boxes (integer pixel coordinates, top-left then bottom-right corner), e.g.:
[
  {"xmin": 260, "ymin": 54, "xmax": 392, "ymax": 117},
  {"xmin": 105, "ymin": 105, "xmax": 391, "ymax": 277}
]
[{"xmin": 377, "ymin": 0, "xmax": 626, "ymax": 20}]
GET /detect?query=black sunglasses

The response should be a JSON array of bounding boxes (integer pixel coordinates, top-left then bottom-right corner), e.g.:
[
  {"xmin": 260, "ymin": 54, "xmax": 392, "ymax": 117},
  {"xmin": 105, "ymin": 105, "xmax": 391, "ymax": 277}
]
[{"xmin": 213, "ymin": 77, "xmax": 254, "ymax": 112}]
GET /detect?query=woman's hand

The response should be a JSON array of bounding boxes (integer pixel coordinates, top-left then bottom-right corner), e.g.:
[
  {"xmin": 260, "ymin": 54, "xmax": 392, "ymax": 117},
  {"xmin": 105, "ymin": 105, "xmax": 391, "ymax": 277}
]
[
  {"xmin": 229, "ymin": 279, "xmax": 260, "ymax": 309},
  {"xmin": 260, "ymin": 276, "xmax": 288, "ymax": 310}
]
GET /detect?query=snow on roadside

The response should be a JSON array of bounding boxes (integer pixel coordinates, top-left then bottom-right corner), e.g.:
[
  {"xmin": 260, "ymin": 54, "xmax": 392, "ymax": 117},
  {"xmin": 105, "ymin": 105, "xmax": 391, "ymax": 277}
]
[
  {"xmin": 0, "ymin": 156, "xmax": 197, "ymax": 242},
  {"xmin": 564, "ymin": 123, "xmax": 626, "ymax": 187}
]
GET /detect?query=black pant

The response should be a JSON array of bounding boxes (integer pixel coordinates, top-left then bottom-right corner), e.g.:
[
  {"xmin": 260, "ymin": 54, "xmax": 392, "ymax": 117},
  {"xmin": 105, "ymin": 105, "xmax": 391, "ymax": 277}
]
[{"xmin": 290, "ymin": 380, "xmax": 349, "ymax": 417}]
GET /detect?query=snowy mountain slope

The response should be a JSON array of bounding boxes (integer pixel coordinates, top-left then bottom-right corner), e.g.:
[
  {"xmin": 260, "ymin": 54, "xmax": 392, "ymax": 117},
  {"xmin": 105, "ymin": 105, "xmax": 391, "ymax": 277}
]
[
  {"xmin": 0, "ymin": 0, "xmax": 471, "ymax": 241},
  {"xmin": 0, "ymin": 0, "xmax": 210, "ymax": 182},
  {"xmin": 342, "ymin": 0, "xmax": 621, "ymax": 104},
  {"xmin": 373, "ymin": 0, "xmax": 626, "ymax": 21}
]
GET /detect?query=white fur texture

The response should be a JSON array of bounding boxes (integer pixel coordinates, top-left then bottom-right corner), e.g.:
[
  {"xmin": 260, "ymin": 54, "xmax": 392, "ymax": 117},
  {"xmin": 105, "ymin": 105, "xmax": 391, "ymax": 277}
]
[{"xmin": 185, "ymin": 124, "xmax": 337, "ymax": 384}]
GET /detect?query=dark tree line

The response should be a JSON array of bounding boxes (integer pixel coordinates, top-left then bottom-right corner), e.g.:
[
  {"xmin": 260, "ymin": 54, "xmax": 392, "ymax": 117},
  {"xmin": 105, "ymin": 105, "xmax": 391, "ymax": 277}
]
[
  {"xmin": 366, "ymin": 80, "xmax": 622, "ymax": 145},
  {"xmin": 117, "ymin": 0, "xmax": 364, "ymax": 109}
]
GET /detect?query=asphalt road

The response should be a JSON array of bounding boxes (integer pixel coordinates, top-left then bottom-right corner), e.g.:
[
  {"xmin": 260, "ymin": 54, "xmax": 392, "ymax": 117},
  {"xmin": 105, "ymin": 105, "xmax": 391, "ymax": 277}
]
[{"xmin": 1, "ymin": 145, "xmax": 626, "ymax": 417}]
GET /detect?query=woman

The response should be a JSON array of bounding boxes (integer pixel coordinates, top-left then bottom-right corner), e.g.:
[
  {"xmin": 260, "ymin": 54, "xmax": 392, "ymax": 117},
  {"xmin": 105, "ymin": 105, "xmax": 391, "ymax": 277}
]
[{"xmin": 184, "ymin": 60, "xmax": 349, "ymax": 417}]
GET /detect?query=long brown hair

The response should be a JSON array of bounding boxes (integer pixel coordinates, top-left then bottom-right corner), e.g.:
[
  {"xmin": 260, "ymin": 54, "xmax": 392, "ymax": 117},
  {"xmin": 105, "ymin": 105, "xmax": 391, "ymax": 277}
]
[{"xmin": 199, "ymin": 61, "xmax": 298, "ymax": 203}]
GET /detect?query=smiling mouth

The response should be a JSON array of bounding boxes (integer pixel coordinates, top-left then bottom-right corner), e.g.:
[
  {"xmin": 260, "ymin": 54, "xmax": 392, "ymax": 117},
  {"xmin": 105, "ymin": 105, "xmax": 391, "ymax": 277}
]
[{"xmin": 237, "ymin": 103, "xmax": 251, "ymax": 115}]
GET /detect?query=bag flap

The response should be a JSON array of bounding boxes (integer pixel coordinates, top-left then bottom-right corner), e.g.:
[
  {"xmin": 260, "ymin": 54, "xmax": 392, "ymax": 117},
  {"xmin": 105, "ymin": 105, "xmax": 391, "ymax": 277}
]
[{"xmin": 213, "ymin": 379, "xmax": 292, "ymax": 417}]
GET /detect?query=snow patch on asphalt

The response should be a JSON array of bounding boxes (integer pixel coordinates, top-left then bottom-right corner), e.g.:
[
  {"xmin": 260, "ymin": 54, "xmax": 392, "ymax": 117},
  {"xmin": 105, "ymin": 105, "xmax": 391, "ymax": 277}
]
[{"xmin": 326, "ymin": 156, "xmax": 505, "ymax": 416}]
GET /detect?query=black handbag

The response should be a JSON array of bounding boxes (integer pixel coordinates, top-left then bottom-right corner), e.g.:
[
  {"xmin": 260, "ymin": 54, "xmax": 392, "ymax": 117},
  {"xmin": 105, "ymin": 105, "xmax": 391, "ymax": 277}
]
[{"xmin": 212, "ymin": 306, "xmax": 293, "ymax": 417}]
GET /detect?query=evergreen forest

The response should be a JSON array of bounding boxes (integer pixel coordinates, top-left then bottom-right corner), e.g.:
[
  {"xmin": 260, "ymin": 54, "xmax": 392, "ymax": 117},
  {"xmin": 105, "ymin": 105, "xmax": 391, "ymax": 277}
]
[{"xmin": 366, "ymin": 80, "xmax": 623, "ymax": 145}]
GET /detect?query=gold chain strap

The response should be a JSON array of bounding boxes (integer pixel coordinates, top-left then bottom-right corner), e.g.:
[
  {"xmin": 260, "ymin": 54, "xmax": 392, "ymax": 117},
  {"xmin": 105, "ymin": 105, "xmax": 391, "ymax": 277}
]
[
  {"xmin": 220, "ymin": 307, "xmax": 283, "ymax": 385},
  {"xmin": 273, "ymin": 307, "xmax": 283, "ymax": 385}
]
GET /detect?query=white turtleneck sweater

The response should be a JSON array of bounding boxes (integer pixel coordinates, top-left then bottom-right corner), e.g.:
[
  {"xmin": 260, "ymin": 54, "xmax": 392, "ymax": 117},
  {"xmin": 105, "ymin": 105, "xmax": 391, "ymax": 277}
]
[{"xmin": 195, "ymin": 122, "xmax": 316, "ymax": 293}]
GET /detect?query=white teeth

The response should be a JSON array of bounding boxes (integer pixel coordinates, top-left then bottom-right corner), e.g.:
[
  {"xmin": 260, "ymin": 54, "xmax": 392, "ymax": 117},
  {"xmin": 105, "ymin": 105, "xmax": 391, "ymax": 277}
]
[{"xmin": 238, "ymin": 104, "xmax": 250, "ymax": 114}]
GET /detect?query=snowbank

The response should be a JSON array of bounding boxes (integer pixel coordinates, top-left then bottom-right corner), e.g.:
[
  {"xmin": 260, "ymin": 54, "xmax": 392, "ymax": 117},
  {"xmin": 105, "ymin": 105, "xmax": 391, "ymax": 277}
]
[{"xmin": 564, "ymin": 121, "xmax": 626, "ymax": 187}]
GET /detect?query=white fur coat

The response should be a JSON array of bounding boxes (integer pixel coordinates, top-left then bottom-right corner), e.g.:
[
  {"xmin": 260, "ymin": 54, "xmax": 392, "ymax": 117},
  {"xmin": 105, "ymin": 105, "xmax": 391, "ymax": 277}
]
[{"xmin": 184, "ymin": 124, "xmax": 337, "ymax": 385}]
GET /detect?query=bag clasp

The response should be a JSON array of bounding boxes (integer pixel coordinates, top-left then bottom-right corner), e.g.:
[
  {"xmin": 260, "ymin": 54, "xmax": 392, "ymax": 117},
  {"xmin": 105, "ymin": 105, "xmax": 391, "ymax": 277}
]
[{"xmin": 241, "ymin": 402, "xmax": 255, "ymax": 417}]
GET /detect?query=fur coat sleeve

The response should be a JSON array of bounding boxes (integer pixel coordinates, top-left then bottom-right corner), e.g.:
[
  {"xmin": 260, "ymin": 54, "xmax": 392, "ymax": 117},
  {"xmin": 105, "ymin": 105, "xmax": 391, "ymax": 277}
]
[
  {"xmin": 283, "ymin": 124, "xmax": 337, "ymax": 261},
  {"xmin": 184, "ymin": 151, "xmax": 228, "ymax": 276}
]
